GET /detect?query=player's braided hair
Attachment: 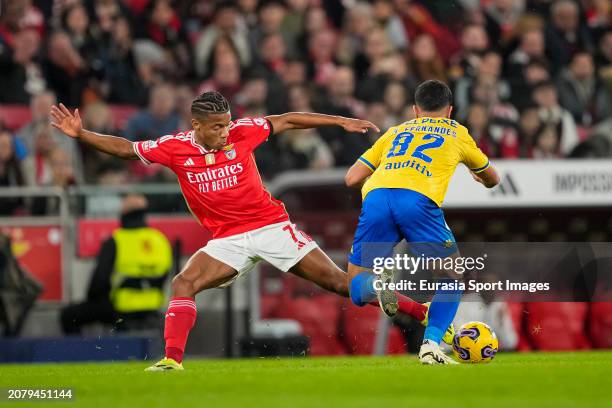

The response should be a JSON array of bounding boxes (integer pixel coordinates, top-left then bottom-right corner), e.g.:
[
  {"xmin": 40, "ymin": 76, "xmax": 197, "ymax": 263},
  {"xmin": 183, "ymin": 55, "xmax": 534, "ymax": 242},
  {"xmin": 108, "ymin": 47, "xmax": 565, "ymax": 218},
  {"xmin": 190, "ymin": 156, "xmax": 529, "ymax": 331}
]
[{"xmin": 191, "ymin": 91, "xmax": 230, "ymax": 118}]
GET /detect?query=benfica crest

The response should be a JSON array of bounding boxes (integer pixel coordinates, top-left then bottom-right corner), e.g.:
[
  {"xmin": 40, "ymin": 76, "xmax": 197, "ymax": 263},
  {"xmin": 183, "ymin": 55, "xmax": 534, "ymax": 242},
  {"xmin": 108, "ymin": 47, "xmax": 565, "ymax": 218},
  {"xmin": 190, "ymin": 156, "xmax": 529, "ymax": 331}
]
[{"xmin": 223, "ymin": 144, "xmax": 236, "ymax": 160}]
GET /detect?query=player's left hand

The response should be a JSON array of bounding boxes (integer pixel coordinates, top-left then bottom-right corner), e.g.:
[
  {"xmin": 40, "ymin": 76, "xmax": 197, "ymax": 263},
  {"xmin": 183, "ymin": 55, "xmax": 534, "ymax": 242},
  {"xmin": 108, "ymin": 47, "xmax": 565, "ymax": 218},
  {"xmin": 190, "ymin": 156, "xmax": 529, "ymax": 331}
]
[{"xmin": 341, "ymin": 118, "xmax": 380, "ymax": 134}]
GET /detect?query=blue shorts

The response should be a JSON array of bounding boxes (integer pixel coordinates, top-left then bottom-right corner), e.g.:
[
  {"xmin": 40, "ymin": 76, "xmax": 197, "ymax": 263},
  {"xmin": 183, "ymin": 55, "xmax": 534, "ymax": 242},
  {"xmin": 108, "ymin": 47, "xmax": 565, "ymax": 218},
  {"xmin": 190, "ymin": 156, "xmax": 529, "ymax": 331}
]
[{"xmin": 349, "ymin": 188, "xmax": 457, "ymax": 268}]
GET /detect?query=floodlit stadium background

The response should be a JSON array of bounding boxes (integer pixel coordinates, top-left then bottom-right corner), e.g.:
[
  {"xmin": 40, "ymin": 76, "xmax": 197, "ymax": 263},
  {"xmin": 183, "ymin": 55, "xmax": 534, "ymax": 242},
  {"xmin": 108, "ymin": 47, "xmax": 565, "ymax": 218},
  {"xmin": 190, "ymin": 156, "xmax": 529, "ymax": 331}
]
[{"xmin": 0, "ymin": 0, "xmax": 611, "ymax": 362}]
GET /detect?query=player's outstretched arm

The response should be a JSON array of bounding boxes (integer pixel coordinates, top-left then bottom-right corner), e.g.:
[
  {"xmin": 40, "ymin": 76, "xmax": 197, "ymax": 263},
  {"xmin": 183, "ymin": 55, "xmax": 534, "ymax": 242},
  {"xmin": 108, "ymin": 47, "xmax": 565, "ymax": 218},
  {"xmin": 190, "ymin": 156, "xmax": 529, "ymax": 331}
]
[
  {"xmin": 50, "ymin": 104, "xmax": 137, "ymax": 160},
  {"xmin": 266, "ymin": 112, "xmax": 380, "ymax": 134},
  {"xmin": 471, "ymin": 166, "xmax": 500, "ymax": 188}
]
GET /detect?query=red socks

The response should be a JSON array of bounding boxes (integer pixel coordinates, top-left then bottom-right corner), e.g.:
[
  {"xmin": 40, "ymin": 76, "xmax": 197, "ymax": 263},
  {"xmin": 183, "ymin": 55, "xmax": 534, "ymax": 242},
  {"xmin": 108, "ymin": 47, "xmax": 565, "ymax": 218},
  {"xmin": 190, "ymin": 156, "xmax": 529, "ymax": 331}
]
[
  {"xmin": 397, "ymin": 293, "xmax": 427, "ymax": 321},
  {"xmin": 368, "ymin": 292, "xmax": 427, "ymax": 321},
  {"xmin": 164, "ymin": 297, "xmax": 197, "ymax": 363}
]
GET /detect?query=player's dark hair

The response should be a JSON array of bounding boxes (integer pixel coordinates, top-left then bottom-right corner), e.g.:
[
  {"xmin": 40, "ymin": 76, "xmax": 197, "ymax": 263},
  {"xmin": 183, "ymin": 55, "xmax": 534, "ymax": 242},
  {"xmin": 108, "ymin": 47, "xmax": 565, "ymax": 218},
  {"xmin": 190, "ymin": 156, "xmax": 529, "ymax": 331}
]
[
  {"xmin": 414, "ymin": 80, "xmax": 453, "ymax": 112},
  {"xmin": 191, "ymin": 91, "xmax": 230, "ymax": 119}
]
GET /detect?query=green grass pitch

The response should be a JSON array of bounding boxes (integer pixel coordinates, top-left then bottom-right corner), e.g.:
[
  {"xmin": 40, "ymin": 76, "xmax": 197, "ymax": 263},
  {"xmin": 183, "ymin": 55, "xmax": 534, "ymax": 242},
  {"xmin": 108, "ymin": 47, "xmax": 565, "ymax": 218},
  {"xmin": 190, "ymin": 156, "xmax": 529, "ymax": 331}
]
[{"xmin": 1, "ymin": 351, "xmax": 610, "ymax": 408}]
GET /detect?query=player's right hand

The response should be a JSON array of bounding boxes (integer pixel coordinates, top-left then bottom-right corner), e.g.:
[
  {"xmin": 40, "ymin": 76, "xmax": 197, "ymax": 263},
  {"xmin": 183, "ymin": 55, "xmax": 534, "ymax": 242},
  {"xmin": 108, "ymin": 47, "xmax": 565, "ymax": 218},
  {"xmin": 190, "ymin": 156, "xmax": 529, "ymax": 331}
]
[{"xmin": 50, "ymin": 103, "xmax": 82, "ymax": 138}]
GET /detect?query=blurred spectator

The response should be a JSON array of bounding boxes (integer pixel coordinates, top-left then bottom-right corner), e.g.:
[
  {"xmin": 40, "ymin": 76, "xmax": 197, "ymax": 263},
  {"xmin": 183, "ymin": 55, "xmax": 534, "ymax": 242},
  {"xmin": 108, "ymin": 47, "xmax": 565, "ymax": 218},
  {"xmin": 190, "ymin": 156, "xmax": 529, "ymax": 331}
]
[
  {"xmin": 353, "ymin": 28, "xmax": 394, "ymax": 80},
  {"xmin": 0, "ymin": 131, "xmax": 25, "ymax": 215},
  {"xmin": 297, "ymin": 6, "xmax": 331, "ymax": 56},
  {"xmin": 383, "ymin": 81, "xmax": 409, "ymax": 124},
  {"xmin": 29, "ymin": 148, "xmax": 75, "ymax": 215},
  {"xmin": 234, "ymin": 75, "xmax": 269, "ymax": 117},
  {"xmin": 43, "ymin": 31, "xmax": 90, "ymax": 107},
  {"xmin": 18, "ymin": 0, "xmax": 45, "ymax": 34},
  {"xmin": 364, "ymin": 101, "xmax": 395, "ymax": 134},
  {"xmin": 395, "ymin": 0, "xmax": 460, "ymax": 62},
  {"xmin": 140, "ymin": 0, "xmax": 192, "ymax": 80},
  {"xmin": 584, "ymin": 0, "xmax": 611, "ymax": 39},
  {"xmin": 257, "ymin": 33, "xmax": 291, "ymax": 114},
  {"xmin": 545, "ymin": 0, "xmax": 594, "ymax": 71},
  {"xmin": 532, "ymin": 80, "xmax": 580, "ymax": 155},
  {"xmin": 280, "ymin": 58, "xmax": 307, "ymax": 87},
  {"xmin": 569, "ymin": 118, "xmax": 612, "ymax": 157},
  {"xmin": 307, "ymin": 28, "xmax": 338, "ymax": 86},
  {"xmin": 62, "ymin": 3, "xmax": 98, "ymax": 62},
  {"xmin": 17, "ymin": 91, "xmax": 83, "ymax": 180},
  {"xmin": 510, "ymin": 58, "xmax": 552, "ymax": 111},
  {"xmin": 319, "ymin": 66, "xmax": 366, "ymax": 119},
  {"xmin": 449, "ymin": 24, "xmax": 490, "ymax": 80},
  {"xmin": 260, "ymin": 33, "xmax": 288, "ymax": 76},
  {"xmin": 315, "ymin": 67, "xmax": 370, "ymax": 166},
  {"xmin": 198, "ymin": 52, "xmax": 243, "ymax": 106},
  {"xmin": 557, "ymin": 51, "xmax": 611, "ymax": 126},
  {"xmin": 484, "ymin": 0, "xmax": 526, "ymax": 45},
  {"xmin": 531, "ymin": 121, "xmax": 564, "ymax": 158},
  {"xmin": 337, "ymin": 2, "xmax": 376, "ymax": 67},
  {"xmin": 282, "ymin": 0, "xmax": 309, "ymax": 52},
  {"xmin": 455, "ymin": 51, "xmax": 511, "ymax": 120},
  {"xmin": 124, "ymin": 83, "xmax": 179, "ymax": 141},
  {"xmin": 372, "ymin": 0, "xmax": 408, "ymax": 51},
  {"xmin": 507, "ymin": 28, "xmax": 546, "ymax": 81},
  {"xmin": 194, "ymin": 1, "xmax": 251, "ymax": 77},
  {"xmin": 519, "ymin": 106, "xmax": 543, "ymax": 156},
  {"xmin": 22, "ymin": 123, "xmax": 57, "ymax": 187},
  {"xmin": 357, "ymin": 53, "xmax": 416, "ymax": 103},
  {"xmin": 281, "ymin": 85, "xmax": 334, "ymax": 171},
  {"xmin": 80, "ymin": 102, "xmax": 126, "ymax": 183},
  {"xmin": 595, "ymin": 30, "xmax": 612, "ymax": 68},
  {"xmin": 254, "ymin": 1, "xmax": 291, "ymax": 50},
  {"xmin": 100, "ymin": 16, "xmax": 149, "ymax": 105},
  {"xmin": 409, "ymin": 34, "xmax": 447, "ymax": 83},
  {"xmin": 0, "ymin": 28, "xmax": 45, "ymax": 104},
  {"xmin": 466, "ymin": 103, "xmax": 492, "ymax": 153}
]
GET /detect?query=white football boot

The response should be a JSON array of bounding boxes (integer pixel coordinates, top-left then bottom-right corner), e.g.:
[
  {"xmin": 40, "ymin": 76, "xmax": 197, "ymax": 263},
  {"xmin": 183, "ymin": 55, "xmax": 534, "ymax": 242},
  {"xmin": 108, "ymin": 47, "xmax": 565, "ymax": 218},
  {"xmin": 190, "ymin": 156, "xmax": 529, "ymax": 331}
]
[{"xmin": 419, "ymin": 339, "xmax": 458, "ymax": 365}]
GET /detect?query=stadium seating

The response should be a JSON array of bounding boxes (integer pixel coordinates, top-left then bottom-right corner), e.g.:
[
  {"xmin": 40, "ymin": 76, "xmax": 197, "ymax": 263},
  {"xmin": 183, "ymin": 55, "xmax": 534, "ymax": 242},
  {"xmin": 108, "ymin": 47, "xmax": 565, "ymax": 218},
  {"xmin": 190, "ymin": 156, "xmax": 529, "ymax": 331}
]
[
  {"xmin": 341, "ymin": 300, "xmax": 406, "ymax": 355},
  {"xmin": 0, "ymin": 105, "xmax": 31, "ymax": 131},
  {"xmin": 588, "ymin": 301, "xmax": 612, "ymax": 348},
  {"xmin": 274, "ymin": 294, "xmax": 347, "ymax": 355},
  {"xmin": 526, "ymin": 302, "xmax": 591, "ymax": 350}
]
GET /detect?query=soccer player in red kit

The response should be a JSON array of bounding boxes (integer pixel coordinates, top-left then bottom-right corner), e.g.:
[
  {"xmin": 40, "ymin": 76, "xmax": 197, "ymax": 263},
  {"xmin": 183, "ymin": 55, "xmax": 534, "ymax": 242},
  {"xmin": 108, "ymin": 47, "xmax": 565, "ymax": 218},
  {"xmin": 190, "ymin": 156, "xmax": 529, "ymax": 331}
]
[{"xmin": 50, "ymin": 92, "xmax": 429, "ymax": 371}]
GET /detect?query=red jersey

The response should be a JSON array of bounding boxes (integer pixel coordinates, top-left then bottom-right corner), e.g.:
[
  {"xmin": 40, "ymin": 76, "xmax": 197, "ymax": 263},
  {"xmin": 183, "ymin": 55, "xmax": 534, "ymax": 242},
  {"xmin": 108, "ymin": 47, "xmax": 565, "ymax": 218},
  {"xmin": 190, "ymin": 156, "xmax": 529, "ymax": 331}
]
[{"xmin": 133, "ymin": 117, "xmax": 289, "ymax": 238}]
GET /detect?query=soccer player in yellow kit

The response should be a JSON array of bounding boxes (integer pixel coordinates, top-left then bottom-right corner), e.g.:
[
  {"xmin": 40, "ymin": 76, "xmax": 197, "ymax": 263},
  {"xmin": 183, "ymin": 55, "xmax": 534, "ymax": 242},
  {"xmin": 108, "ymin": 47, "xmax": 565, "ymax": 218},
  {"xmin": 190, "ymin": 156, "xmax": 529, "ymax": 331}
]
[{"xmin": 345, "ymin": 80, "xmax": 500, "ymax": 364}]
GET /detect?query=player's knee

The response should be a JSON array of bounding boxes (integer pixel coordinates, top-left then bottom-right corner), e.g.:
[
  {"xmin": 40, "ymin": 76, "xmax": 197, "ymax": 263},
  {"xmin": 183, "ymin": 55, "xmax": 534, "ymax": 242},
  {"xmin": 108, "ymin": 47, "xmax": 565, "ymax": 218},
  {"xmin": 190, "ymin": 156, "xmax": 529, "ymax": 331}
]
[
  {"xmin": 349, "ymin": 272, "xmax": 376, "ymax": 306},
  {"xmin": 171, "ymin": 275, "xmax": 195, "ymax": 297}
]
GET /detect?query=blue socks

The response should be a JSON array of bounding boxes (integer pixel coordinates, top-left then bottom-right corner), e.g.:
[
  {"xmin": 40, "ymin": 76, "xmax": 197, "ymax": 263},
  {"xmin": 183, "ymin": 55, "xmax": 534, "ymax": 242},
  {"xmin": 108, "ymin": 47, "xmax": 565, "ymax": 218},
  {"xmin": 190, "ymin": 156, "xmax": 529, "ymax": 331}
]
[
  {"xmin": 423, "ymin": 279, "xmax": 463, "ymax": 344},
  {"xmin": 349, "ymin": 273, "xmax": 377, "ymax": 306}
]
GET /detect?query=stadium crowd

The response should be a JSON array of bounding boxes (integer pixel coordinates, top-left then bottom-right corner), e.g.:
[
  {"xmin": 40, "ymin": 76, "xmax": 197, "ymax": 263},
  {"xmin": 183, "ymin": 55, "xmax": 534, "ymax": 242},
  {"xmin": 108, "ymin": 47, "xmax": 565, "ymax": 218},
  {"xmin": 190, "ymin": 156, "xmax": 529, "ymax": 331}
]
[{"xmin": 0, "ymin": 0, "xmax": 611, "ymax": 215}]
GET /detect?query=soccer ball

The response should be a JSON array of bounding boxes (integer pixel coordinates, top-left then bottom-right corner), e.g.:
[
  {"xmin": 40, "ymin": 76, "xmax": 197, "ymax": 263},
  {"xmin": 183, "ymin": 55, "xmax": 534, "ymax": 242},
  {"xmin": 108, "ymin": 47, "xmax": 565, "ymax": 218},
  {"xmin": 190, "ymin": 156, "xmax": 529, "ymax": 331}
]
[{"xmin": 452, "ymin": 321, "xmax": 499, "ymax": 363}]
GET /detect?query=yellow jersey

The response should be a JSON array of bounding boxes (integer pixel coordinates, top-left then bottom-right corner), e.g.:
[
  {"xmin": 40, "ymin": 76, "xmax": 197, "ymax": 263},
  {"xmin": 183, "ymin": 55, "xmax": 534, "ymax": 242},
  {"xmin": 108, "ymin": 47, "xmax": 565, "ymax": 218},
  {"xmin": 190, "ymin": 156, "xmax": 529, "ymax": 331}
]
[{"xmin": 358, "ymin": 117, "xmax": 490, "ymax": 206}]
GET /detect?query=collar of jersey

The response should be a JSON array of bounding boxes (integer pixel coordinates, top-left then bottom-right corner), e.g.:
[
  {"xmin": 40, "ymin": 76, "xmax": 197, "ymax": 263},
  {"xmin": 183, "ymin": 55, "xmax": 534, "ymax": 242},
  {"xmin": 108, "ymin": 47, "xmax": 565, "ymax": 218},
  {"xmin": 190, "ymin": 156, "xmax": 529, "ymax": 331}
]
[{"xmin": 189, "ymin": 131, "xmax": 218, "ymax": 153}]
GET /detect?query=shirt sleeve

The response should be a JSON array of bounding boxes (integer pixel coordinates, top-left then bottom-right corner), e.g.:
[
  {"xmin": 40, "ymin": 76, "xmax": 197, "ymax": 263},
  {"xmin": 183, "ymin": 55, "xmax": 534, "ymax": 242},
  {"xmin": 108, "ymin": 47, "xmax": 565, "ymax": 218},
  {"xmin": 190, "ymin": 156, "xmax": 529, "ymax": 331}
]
[
  {"xmin": 232, "ymin": 118, "xmax": 272, "ymax": 151},
  {"xmin": 358, "ymin": 130, "xmax": 392, "ymax": 171},
  {"xmin": 132, "ymin": 135, "xmax": 176, "ymax": 167},
  {"xmin": 460, "ymin": 129, "xmax": 490, "ymax": 173}
]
